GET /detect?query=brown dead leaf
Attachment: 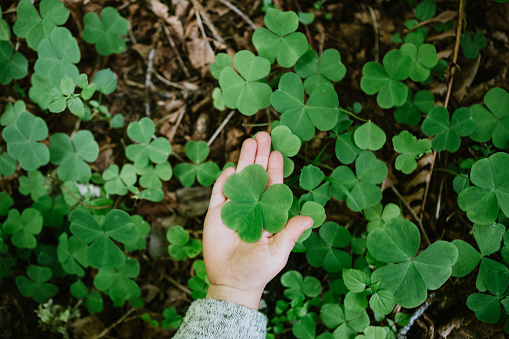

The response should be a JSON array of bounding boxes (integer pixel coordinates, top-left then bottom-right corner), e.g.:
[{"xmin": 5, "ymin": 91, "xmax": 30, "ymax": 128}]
[
  {"xmin": 431, "ymin": 10, "xmax": 457, "ymax": 23},
  {"xmin": 186, "ymin": 38, "xmax": 215, "ymax": 69},
  {"xmin": 453, "ymin": 56, "xmax": 481, "ymax": 103},
  {"xmin": 225, "ymin": 128, "xmax": 245, "ymax": 152},
  {"xmin": 132, "ymin": 43, "xmax": 152, "ymax": 60},
  {"xmin": 176, "ymin": 186, "xmax": 212, "ymax": 217},
  {"xmin": 70, "ymin": 315, "xmax": 105, "ymax": 339}
]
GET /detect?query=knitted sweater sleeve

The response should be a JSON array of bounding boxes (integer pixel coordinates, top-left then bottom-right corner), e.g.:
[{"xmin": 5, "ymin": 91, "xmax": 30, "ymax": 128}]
[{"xmin": 173, "ymin": 299, "xmax": 267, "ymax": 338}]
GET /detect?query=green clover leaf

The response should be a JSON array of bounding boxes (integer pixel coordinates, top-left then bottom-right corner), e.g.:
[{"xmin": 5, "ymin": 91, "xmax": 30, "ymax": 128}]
[
  {"xmin": 0, "ymin": 41, "xmax": 28, "ymax": 85},
  {"xmin": 304, "ymin": 222, "xmax": 352, "ymax": 272},
  {"xmin": 210, "ymin": 53, "xmax": 231, "ymax": 80},
  {"xmin": 470, "ymin": 87, "xmax": 509, "ymax": 149},
  {"xmin": 422, "ymin": 106, "xmax": 476, "ymax": 152},
  {"xmin": 103, "ymin": 164, "xmax": 137, "ymax": 196},
  {"xmin": 0, "ymin": 7, "xmax": 11, "ymax": 41},
  {"xmin": 82, "ymin": 7, "xmax": 129, "ymax": 56},
  {"xmin": 1, "ymin": 100, "xmax": 27, "ymax": 126},
  {"xmin": 356, "ymin": 326, "xmax": 389, "ymax": 339},
  {"xmin": 292, "ymin": 314, "xmax": 316, "ymax": 339},
  {"xmin": 221, "ymin": 164, "xmax": 293, "ymax": 243},
  {"xmin": 320, "ymin": 303, "xmax": 370, "ymax": 335},
  {"xmin": 360, "ymin": 49, "xmax": 413, "ymax": 108},
  {"xmin": 294, "ymin": 48, "xmax": 347, "ymax": 94},
  {"xmin": 392, "ymin": 131, "xmax": 431, "ymax": 174},
  {"xmin": 93, "ymin": 257, "xmax": 141, "ymax": 306},
  {"xmin": 272, "ymin": 72, "xmax": 339, "ymax": 141},
  {"xmin": 299, "ymin": 165, "xmax": 331, "ymax": 206},
  {"xmin": 335, "ymin": 131, "xmax": 361, "ymax": 165},
  {"xmin": 92, "ymin": 68, "xmax": 117, "ymax": 94},
  {"xmin": 48, "ymin": 77, "xmax": 86, "ymax": 118},
  {"xmin": 458, "ymin": 153, "xmax": 509, "ymax": 224},
  {"xmin": 49, "ymin": 130, "xmax": 99, "ymax": 182},
  {"xmin": 365, "ymin": 203, "xmax": 402, "ymax": 233},
  {"xmin": 394, "ymin": 89, "xmax": 434, "ymax": 126},
  {"xmin": 3, "ymin": 208, "xmax": 43, "ymax": 249},
  {"xmin": 354, "ymin": 120, "xmax": 387, "ymax": 151},
  {"xmin": 126, "ymin": 117, "xmax": 172, "ymax": 167},
  {"xmin": 57, "ymin": 233, "xmax": 88, "ymax": 277},
  {"xmin": 461, "ymin": 31, "xmax": 487, "ymax": 59},
  {"xmin": 32, "ymin": 195, "xmax": 69, "ymax": 227},
  {"xmin": 415, "ymin": 0, "xmax": 436, "ymax": 21},
  {"xmin": 29, "ymin": 72, "xmax": 53, "ymax": 109},
  {"xmin": 281, "ymin": 270, "xmax": 322, "ymax": 300},
  {"xmin": 252, "ymin": 8, "xmax": 308, "ymax": 67},
  {"xmin": 400, "ymin": 43, "xmax": 438, "ymax": 82},
  {"xmin": 367, "ymin": 218, "xmax": 458, "ymax": 308},
  {"xmin": 13, "ymin": 0, "xmax": 70, "ymax": 50},
  {"xmin": 19, "ymin": 170, "xmax": 47, "ymax": 201},
  {"xmin": 0, "ymin": 191, "xmax": 14, "ymax": 216},
  {"xmin": 0, "ymin": 150, "xmax": 17, "ymax": 176},
  {"xmin": 166, "ymin": 226, "xmax": 202, "ymax": 260},
  {"xmin": 467, "ymin": 271, "xmax": 509, "ymax": 324},
  {"xmin": 124, "ymin": 215, "xmax": 151, "ymax": 251},
  {"xmin": 135, "ymin": 162, "xmax": 172, "ymax": 189},
  {"xmin": 331, "ymin": 151, "xmax": 387, "ymax": 212},
  {"xmin": 271, "ymin": 125, "xmax": 301, "ymax": 177},
  {"xmin": 219, "ymin": 50, "xmax": 272, "ymax": 116},
  {"xmin": 15, "ymin": 265, "xmax": 58, "ymax": 303},
  {"xmin": 2, "ymin": 111, "xmax": 49, "ymax": 171},
  {"xmin": 69, "ymin": 209, "xmax": 139, "ymax": 268},
  {"xmin": 34, "ymin": 27, "xmax": 80, "ymax": 88},
  {"xmin": 174, "ymin": 140, "xmax": 220, "ymax": 187}
]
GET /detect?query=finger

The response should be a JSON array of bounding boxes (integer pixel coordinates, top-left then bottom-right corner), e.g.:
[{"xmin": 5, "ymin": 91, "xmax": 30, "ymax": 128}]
[
  {"xmin": 254, "ymin": 132, "xmax": 271, "ymax": 170},
  {"xmin": 270, "ymin": 216, "xmax": 314, "ymax": 257},
  {"xmin": 266, "ymin": 150, "xmax": 284, "ymax": 187},
  {"xmin": 236, "ymin": 138, "xmax": 257, "ymax": 172},
  {"xmin": 208, "ymin": 167, "xmax": 236, "ymax": 209}
]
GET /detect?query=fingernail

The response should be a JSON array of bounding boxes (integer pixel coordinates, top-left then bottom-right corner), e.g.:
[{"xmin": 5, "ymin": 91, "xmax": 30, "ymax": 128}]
[{"xmin": 305, "ymin": 223, "xmax": 314, "ymax": 230}]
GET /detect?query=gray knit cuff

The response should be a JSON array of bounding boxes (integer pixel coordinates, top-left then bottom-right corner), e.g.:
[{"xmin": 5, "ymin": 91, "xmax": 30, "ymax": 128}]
[{"xmin": 173, "ymin": 298, "xmax": 267, "ymax": 338}]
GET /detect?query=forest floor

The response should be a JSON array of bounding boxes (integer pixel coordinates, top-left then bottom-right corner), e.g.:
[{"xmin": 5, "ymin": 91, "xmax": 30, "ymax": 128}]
[{"xmin": 1, "ymin": 0, "xmax": 509, "ymax": 338}]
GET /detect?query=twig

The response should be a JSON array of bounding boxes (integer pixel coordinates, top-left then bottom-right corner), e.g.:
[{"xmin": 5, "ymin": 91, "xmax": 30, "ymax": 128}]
[
  {"xmin": 367, "ymin": 5, "xmax": 380, "ymax": 63},
  {"xmin": 207, "ymin": 110, "xmax": 235, "ymax": 147},
  {"xmin": 161, "ymin": 22, "xmax": 191, "ymax": 78},
  {"xmin": 189, "ymin": 0, "xmax": 227, "ymax": 48},
  {"xmin": 217, "ymin": 0, "xmax": 257, "ymax": 31},
  {"xmin": 165, "ymin": 275, "xmax": 192, "ymax": 296},
  {"xmin": 152, "ymin": 70, "xmax": 195, "ymax": 91},
  {"xmin": 419, "ymin": 0, "xmax": 465, "ymax": 220},
  {"xmin": 391, "ymin": 186, "xmax": 432, "ymax": 246},
  {"xmin": 338, "ymin": 108, "xmax": 368, "ymax": 122},
  {"xmin": 168, "ymin": 106, "xmax": 186, "ymax": 143},
  {"xmin": 49, "ymin": 176, "xmax": 112, "ymax": 210},
  {"xmin": 95, "ymin": 308, "xmax": 136, "ymax": 338},
  {"xmin": 193, "ymin": 8, "xmax": 216, "ymax": 64},
  {"xmin": 397, "ymin": 293, "xmax": 435, "ymax": 339},
  {"xmin": 145, "ymin": 48, "xmax": 156, "ymax": 117}
]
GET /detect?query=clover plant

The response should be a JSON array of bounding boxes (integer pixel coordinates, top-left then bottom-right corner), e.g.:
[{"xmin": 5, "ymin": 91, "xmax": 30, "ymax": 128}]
[
  {"xmin": 166, "ymin": 226, "xmax": 202, "ymax": 260},
  {"xmin": 0, "ymin": 40, "xmax": 28, "ymax": 85},
  {"xmin": 3, "ymin": 208, "xmax": 43, "ymax": 249},
  {"xmin": 415, "ymin": 0, "xmax": 436, "ymax": 21},
  {"xmin": 469, "ymin": 87, "xmax": 509, "ymax": 149},
  {"xmin": 400, "ymin": 43, "xmax": 438, "ymax": 82},
  {"xmin": 272, "ymin": 72, "xmax": 339, "ymax": 141},
  {"xmin": 48, "ymin": 75, "xmax": 96, "ymax": 118},
  {"xmin": 392, "ymin": 130, "xmax": 432, "ymax": 174},
  {"xmin": 294, "ymin": 48, "xmax": 347, "ymax": 94},
  {"xmin": 15, "ymin": 265, "xmax": 58, "ymax": 303},
  {"xmin": 422, "ymin": 106, "xmax": 476, "ymax": 152},
  {"xmin": 0, "ymin": 7, "xmax": 10, "ymax": 41},
  {"xmin": 299, "ymin": 165, "xmax": 330, "ymax": 206},
  {"xmin": 281, "ymin": 270, "xmax": 322, "ymax": 301},
  {"xmin": 103, "ymin": 164, "xmax": 137, "ymax": 196},
  {"xmin": 82, "ymin": 7, "xmax": 129, "ymax": 56},
  {"xmin": 1, "ymin": 100, "xmax": 27, "ymax": 126},
  {"xmin": 271, "ymin": 125, "xmax": 301, "ymax": 177},
  {"xmin": 126, "ymin": 117, "xmax": 172, "ymax": 167},
  {"xmin": 219, "ymin": 50, "xmax": 272, "ymax": 116},
  {"xmin": 360, "ymin": 50, "xmax": 413, "ymax": 108},
  {"xmin": 174, "ymin": 140, "xmax": 220, "ymax": 187},
  {"xmin": 458, "ymin": 152, "xmax": 509, "ymax": 224},
  {"xmin": 354, "ymin": 120, "xmax": 386, "ymax": 151},
  {"xmin": 320, "ymin": 303, "xmax": 370, "ymax": 338},
  {"xmin": 461, "ymin": 31, "xmax": 487, "ymax": 59},
  {"xmin": 93, "ymin": 257, "xmax": 141, "ymax": 306},
  {"xmin": 364, "ymin": 203, "xmax": 402, "ymax": 233},
  {"xmin": 188, "ymin": 260, "xmax": 209, "ymax": 299},
  {"xmin": 13, "ymin": 0, "xmax": 70, "ymax": 51},
  {"xmin": 252, "ymin": 8, "xmax": 308, "ymax": 67},
  {"xmin": 221, "ymin": 164, "xmax": 293, "ymax": 242},
  {"xmin": 394, "ymin": 89, "xmax": 434, "ymax": 126},
  {"xmin": 304, "ymin": 222, "xmax": 351, "ymax": 272}
]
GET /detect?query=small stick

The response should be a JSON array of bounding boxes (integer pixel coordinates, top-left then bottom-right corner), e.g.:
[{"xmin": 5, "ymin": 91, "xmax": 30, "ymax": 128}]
[
  {"xmin": 391, "ymin": 186, "xmax": 432, "ymax": 246},
  {"xmin": 161, "ymin": 23, "xmax": 191, "ymax": 78},
  {"xmin": 207, "ymin": 110, "xmax": 235, "ymax": 147},
  {"xmin": 96, "ymin": 308, "xmax": 136, "ymax": 338},
  {"xmin": 189, "ymin": 0, "xmax": 227, "ymax": 47},
  {"xmin": 168, "ymin": 106, "xmax": 186, "ymax": 143},
  {"xmin": 367, "ymin": 5, "xmax": 380, "ymax": 63},
  {"xmin": 165, "ymin": 275, "xmax": 192, "ymax": 296},
  {"xmin": 152, "ymin": 70, "xmax": 195, "ymax": 91},
  {"xmin": 194, "ymin": 8, "xmax": 216, "ymax": 63},
  {"xmin": 145, "ymin": 48, "xmax": 156, "ymax": 117},
  {"xmin": 217, "ymin": 0, "xmax": 257, "ymax": 31},
  {"xmin": 49, "ymin": 176, "xmax": 112, "ymax": 210}
]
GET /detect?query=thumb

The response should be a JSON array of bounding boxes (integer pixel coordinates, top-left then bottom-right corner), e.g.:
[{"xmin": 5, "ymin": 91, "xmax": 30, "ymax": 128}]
[{"xmin": 271, "ymin": 216, "xmax": 314, "ymax": 257}]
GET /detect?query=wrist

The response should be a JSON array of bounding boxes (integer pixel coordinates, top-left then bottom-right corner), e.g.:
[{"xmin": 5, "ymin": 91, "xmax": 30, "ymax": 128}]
[{"xmin": 206, "ymin": 283, "xmax": 264, "ymax": 311}]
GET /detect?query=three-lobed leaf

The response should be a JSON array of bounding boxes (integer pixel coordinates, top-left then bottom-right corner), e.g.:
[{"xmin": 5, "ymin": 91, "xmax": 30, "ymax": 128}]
[
  {"xmin": 0, "ymin": 41, "xmax": 28, "ymax": 85},
  {"xmin": 82, "ymin": 7, "xmax": 129, "ymax": 56},
  {"xmin": 392, "ymin": 130, "xmax": 431, "ymax": 174}
]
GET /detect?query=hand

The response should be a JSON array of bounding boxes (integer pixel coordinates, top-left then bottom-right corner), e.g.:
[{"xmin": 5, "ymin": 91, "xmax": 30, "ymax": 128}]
[{"xmin": 203, "ymin": 132, "xmax": 314, "ymax": 310}]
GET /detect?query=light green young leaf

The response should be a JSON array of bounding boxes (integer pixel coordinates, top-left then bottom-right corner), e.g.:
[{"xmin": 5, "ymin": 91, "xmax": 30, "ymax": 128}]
[
  {"xmin": 343, "ymin": 268, "xmax": 370, "ymax": 293},
  {"xmin": 369, "ymin": 289, "xmax": 397, "ymax": 316},
  {"xmin": 355, "ymin": 326, "xmax": 388, "ymax": 339},
  {"xmin": 252, "ymin": 8, "xmax": 308, "ymax": 67},
  {"xmin": 13, "ymin": 0, "xmax": 70, "ymax": 50},
  {"xmin": 2, "ymin": 208, "xmax": 43, "ymax": 249},
  {"xmin": 221, "ymin": 164, "xmax": 293, "ymax": 242},
  {"xmin": 392, "ymin": 130, "xmax": 431, "ymax": 174},
  {"xmin": 210, "ymin": 53, "xmax": 231, "ymax": 79},
  {"xmin": 82, "ymin": 7, "xmax": 129, "ymax": 56},
  {"xmin": 219, "ymin": 50, "xmax": 272, "ymax": 116},
  {"xmin": 49, "ymin": 131, "xmax": 99, "ymax": 182},
  {"xmin": 458, "ymin": 153, "xmax": 509, "ymax": 224},
  {"xmin": 2, "ymin": 112, "xmax": 49, "ymax": 171}
]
